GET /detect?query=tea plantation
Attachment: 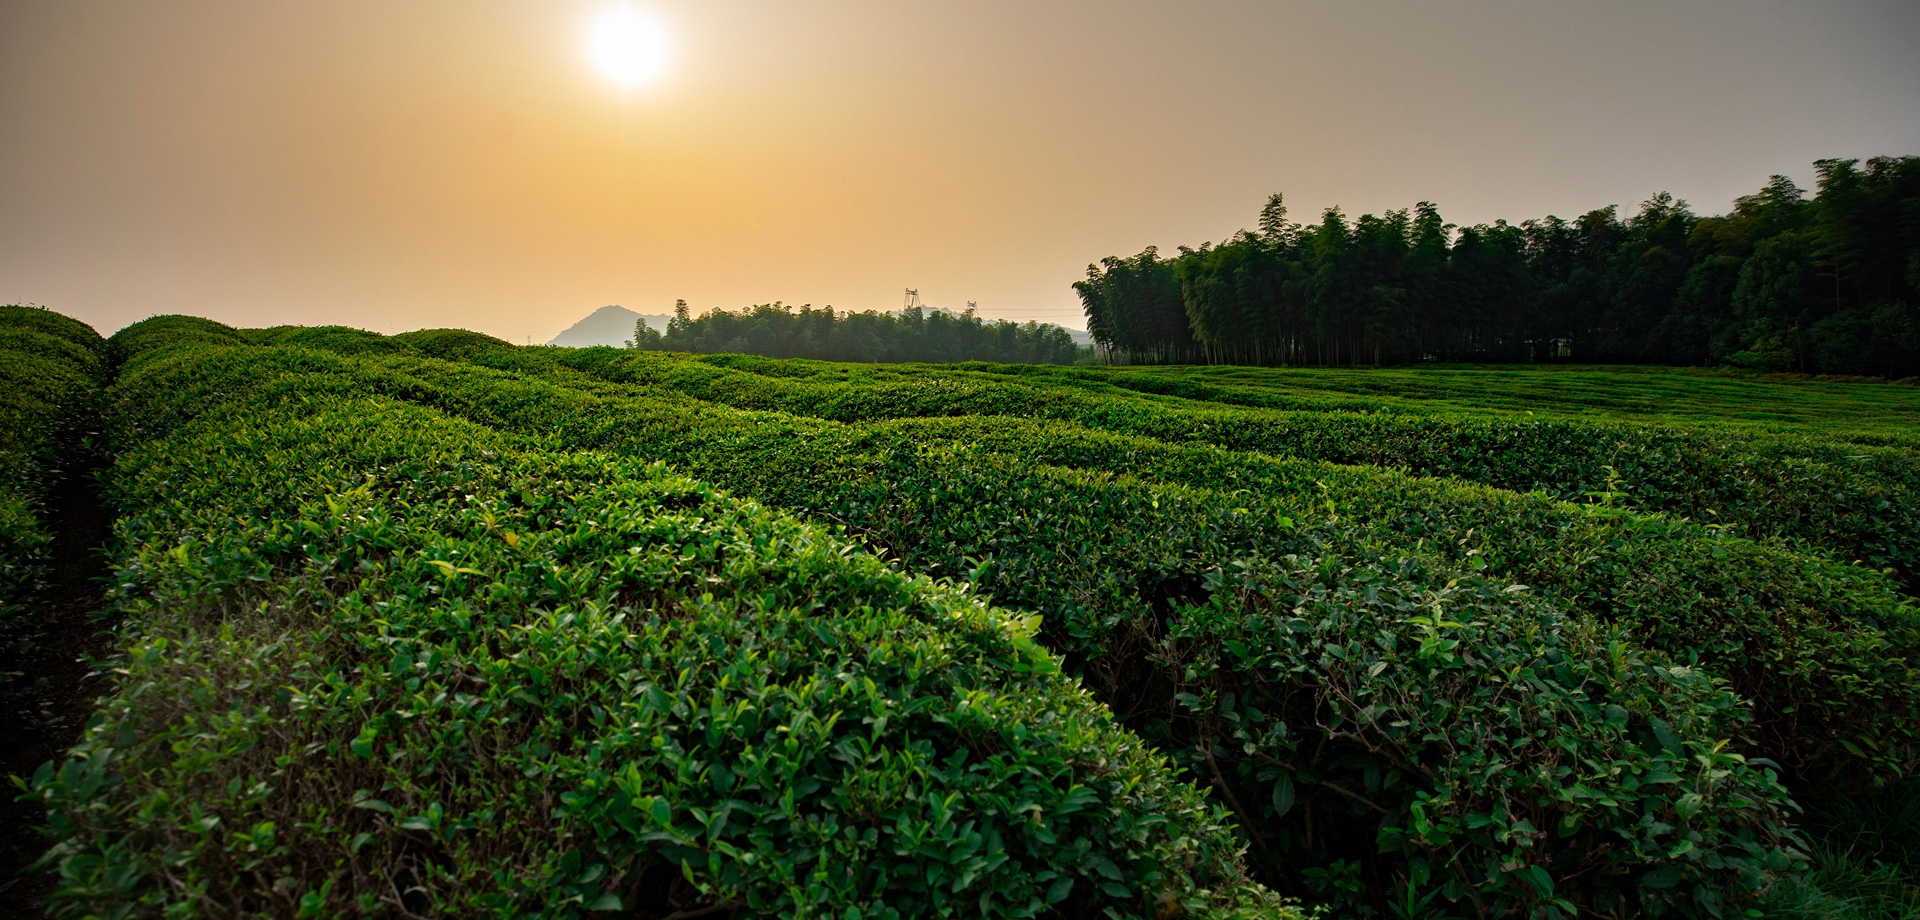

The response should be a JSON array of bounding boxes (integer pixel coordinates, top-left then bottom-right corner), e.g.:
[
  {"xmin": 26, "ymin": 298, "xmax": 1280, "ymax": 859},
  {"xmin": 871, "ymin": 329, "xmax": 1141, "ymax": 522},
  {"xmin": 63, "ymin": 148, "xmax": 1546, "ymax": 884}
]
[{"xmin": 5, "ymin": 305, "xmax": 1919, "ymax": 918}]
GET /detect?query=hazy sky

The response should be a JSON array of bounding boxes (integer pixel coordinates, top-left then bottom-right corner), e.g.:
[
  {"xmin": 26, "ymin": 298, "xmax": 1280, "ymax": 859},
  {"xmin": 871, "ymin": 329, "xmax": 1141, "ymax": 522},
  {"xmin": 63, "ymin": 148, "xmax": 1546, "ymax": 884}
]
[{"xmin": 4, "ymin": 1, "xmax": 1918, "ymax": 341}]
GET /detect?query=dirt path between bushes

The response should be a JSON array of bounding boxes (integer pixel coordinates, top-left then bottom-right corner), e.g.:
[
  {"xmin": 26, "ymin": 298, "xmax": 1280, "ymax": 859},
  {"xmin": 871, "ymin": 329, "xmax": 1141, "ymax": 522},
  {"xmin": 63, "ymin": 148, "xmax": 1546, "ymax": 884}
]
[{"xmin": 0, "ymin": 449, "xmax": 115, "ymax": 916}]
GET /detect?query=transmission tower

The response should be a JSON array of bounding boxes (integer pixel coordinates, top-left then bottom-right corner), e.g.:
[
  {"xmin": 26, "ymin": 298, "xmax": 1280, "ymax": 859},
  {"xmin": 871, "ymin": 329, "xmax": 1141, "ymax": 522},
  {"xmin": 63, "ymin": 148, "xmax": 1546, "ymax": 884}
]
[{"xmin": 903, "ymin": 288, "xmax": 921, "ymax": 310}]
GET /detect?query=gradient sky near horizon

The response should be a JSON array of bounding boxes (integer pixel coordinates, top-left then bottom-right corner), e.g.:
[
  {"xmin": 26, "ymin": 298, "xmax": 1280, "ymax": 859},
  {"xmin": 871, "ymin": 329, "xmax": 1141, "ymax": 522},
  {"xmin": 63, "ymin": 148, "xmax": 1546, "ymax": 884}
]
[{"xmin": 5, "ymin": 1, "xmax": 1919, "ymax": 342}]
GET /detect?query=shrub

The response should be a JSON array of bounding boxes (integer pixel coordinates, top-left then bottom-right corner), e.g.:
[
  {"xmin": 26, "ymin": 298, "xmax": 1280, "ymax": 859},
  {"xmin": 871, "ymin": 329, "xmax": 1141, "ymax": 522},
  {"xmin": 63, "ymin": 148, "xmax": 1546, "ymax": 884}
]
[
  {"xmin": 1167, "ymin": 550, "xmax": 1798, "ymax": 917},
  {"xmin": 393, "ymin": 328, "xmax": 514, "ymax": 361},
  {"xmin": 850, "ymin": 414, "xmax": 1920, "ymax": 785},
  {"xmin": 107, "ymin": 314, "xmax": 251, "ymax": 363},
  {"xmin": 105, "ymin": 340, "xmax": 1814, "ymax": 915},
  {"xmin": 31, "ymin": 347, "xmax": 1284, "ymax": 918},
  {"xmin": 0, "ymin": 305, "xmax": 105, "ymax": 623},
  {"xmin": 248, "ymin": 324, "xmax": 418, "ymax": 355},
  {"xmin": 542, "ymin": 350, "xmax": 1920, "ymax": 593},
  {"xmin": 353, "ymin": 348, "xmax": 1920, "ymax": 788}
]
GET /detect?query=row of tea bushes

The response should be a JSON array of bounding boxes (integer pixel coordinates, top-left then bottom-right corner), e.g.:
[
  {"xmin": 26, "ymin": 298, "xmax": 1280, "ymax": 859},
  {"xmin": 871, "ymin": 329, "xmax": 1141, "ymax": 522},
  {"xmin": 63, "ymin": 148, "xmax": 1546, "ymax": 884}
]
[
  {"xmin": 419, "ymin": 360, "xmax": 1824, "ymax": 916},
  {"xmin": 787, "ymin": 444, "xmax": 1805, "ymax": 917},
  {"xmin": 343, "ymin": 343, "xmax": 1919, "ymax": 790},
  {"xmin": 1073, "ymin": 363, "xmax": 1920, "ymax": 446},
  {"xmin": 107, "ymin": 332, "xmax": 1818, "ymax": 917},
  {"xmin": 391, "ymin": 328, "xmax": 516, "ymax": 361},
  {"xmin": 243, "ymin": 324, "xmax": 419, "ymax": 355},
  {"xmin": 0, "ymin": 305, "xmax": 105, "ymax": 621},
  {"xmin": 540, "ymin": 349, "xmax": 1920, "ymax": 593},
  {"xmin": 153, "ymin": 333, "xmax": 1915, "ymax": 596},
  {"xmin": 107, "ymin": 325, "xmax": 1920, "ymax": 783},
  {"xmin": 32, "ymin": 327, "xmax": 1282, "ymax": 917},
  {"xmin": 851, "ymin": 415, "xmax": 1920, "ymax": 788},
  {"xmin": 103, "ymin": 313, "xmax": 249, "ymax": 360}
]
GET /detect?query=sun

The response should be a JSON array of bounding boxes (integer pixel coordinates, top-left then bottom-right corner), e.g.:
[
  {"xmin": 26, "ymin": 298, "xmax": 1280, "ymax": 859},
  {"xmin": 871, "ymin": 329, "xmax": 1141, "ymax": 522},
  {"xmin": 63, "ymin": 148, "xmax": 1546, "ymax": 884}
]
[{"xmin": 586, "ymin": 6, "xmax": 669, "ymax": 88}]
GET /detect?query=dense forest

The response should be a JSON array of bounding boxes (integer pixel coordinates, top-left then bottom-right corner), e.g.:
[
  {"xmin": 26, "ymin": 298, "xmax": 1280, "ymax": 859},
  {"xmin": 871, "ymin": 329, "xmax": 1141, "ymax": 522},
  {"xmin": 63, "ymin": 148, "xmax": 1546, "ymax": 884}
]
[
  {"xmin": 627, "ymin": 300, "xmax": 1084, "ymax": 364},
  {"xmin": 1076, "ymin": 156, "xmax": 1920, "ymax": 376}
]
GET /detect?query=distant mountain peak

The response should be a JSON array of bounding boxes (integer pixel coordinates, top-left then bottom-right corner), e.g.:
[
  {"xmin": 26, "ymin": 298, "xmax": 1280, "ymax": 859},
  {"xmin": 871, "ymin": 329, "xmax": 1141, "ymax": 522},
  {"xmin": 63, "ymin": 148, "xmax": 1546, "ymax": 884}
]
[{"xmin": 547, "ymin": 305, "xmax": 672, "ymax": 347}]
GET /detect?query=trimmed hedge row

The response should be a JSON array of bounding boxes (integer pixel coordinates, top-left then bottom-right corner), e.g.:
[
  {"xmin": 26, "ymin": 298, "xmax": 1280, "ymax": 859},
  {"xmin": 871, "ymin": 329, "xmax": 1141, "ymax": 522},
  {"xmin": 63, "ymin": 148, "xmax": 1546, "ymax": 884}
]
[
  {"xmin": 823, "ymin": 446, "xmax": 1803, "ymax": 916},
  {"xmin": 246, "ymin": 324, "xmax": 421, "ymax": 355},
  {"xmin": 32, "ymin": 335, "xmax": 1283, "ymax": 917},
  {"xmin": 311, "ymin": 344, "xmax": 1919, "ymax": 789},
  {"xmin": 0, "ymin": 305, "xmax": 106, "ymax": 622},
  {"xmin": 100, "ymin": 330, "xmax": 1811, "ymax": 916},
  {"xmin": 852, "ymin": 415, "xmax": 1920, "ymax": 786},
  {"xmin": 106, "ymin": 314, "xmax": 252, "ymax": 362},
  {"xmin": 541, "ymin": 349, "xmax": 1920, "ymax": 593},
  {"xmin": 1073, "ymin": 363, "xmax": 1920, "ymax": 448},
  {"xmin": 393, "ymin": 328, "xmax": 515, "ymax": 361},
  {"xmin": 107, "ymin": 327, "xmax": 1920, "ymax": 782}
]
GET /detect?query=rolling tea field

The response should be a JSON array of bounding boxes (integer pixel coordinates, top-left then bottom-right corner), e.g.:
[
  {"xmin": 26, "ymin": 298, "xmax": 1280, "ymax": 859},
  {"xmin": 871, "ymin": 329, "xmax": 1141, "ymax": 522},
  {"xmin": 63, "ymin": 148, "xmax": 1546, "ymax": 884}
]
[{"xmin": 4, "ymin": 306, "xmax": 1920, "ymax": 919}]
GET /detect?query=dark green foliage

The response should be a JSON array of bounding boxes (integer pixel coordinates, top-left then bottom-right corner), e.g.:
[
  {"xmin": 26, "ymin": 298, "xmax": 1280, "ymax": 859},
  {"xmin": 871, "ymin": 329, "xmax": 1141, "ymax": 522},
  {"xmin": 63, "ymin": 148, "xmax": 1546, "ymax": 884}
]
[
  {"xmin": 629, "ymin": 301, "xmax": 1083, "ymax": 365},
  {"xmin": 1174, "ymin": 231, "xmax": 1296, "ymax": 366},
  {"xmin": 1075, "ymin": 408, "xmax": 1920, "ymax": 596},
  {"xmin": 1077, "ymin": 155, "xmax": 1920, "ymax": 377},
  {"xmin": 1075, "ymin": 248, "xmax": 1199, "ymax": 365},
  {"xmin": 0, "ymin": 304, "xmax": 106, "ymax": 624},
  {"xmin": 734, "ymin": 411, "xmax": 1920, "ymax": 786},
  {"xmin": 125, "ymin": 335, "xmax": 1918, "ymax": 785},
  {"xmin": 107, "ymin": 314, "xmax": 251, "ymax": 362},
  {"xmin": 813, "ymin": 446, "xmax": 1804, "ymax": 915},
  {"xmin": 1171, "ymin": 556, "xmax": 1795, "ymax": 917},
  {"xmin": 1797, "ymin": 779, "xmax": 1920, "ymax": 880},
  {"xmin": 530, "ymin": 349, "xmax": 1920, "ymax": 596},
  {"xmin": 28, "ymin": 308, "xmax": 1919, "ymax": 918},
  {"xmin": 1760, "ymin": 779, "xmax": 1920, "ymax": 918},
  {"xmin": 247, "ymin": 324, "xmax": 420, "ymax": 355},
  {"xmin": 1076, "ymin": 363, "xmax": 1920, "ymax": 440},
  {"xmin": 393, "ymin": 328, "xmax": 515, "ymax": 361},
  {"xmin": 31, "ymin": 338, "xmax": 1282, "ymax": 918},
  {"xmin": 119, "ymin": 338, "xmax": 1826, "ymax": 915}
]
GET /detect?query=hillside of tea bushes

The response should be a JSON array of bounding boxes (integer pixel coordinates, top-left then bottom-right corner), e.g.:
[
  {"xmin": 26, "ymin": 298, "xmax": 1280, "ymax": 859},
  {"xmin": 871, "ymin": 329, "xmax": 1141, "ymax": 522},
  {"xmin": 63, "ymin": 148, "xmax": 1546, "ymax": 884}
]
[
  {"xmin": 7, "ymin": 307, "xmax": 1920, "ymax": 918},
  {"xmin": 0, "ymin": 307, "xmax": 105, "ymax": 630}
]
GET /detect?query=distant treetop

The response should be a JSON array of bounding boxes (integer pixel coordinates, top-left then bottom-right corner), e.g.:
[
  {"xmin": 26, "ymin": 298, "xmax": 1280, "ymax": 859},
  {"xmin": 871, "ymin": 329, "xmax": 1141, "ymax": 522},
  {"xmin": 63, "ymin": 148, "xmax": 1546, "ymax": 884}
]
[
  {"xmin": 1078, "ymin": 155, "xmax": 1920, "ymax": 377},
  {"xmin": 626, "ymin": 300, "xmax": 1084, "ymax": 364}
]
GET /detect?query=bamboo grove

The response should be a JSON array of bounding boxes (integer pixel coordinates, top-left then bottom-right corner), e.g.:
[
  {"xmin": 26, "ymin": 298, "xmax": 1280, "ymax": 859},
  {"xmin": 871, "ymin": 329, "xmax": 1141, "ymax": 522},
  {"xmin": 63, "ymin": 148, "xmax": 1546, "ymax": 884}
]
[{"xmin": 1075, "ymin": 156, "xmax": 1920, "ymax": 375}]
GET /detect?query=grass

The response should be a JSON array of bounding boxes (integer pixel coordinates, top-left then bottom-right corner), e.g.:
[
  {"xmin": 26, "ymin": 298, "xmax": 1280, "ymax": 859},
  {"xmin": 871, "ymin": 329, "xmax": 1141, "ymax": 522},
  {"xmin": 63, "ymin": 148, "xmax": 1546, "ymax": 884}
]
[{"xmin": 1763, "ymin": 780, "xmax": 1920, "ymax": 919}]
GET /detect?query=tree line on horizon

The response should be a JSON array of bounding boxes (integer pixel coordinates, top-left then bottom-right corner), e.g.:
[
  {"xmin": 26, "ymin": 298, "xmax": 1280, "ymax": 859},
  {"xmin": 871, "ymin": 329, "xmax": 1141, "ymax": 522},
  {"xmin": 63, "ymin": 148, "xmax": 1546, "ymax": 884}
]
[
  {"xmin": 1075, "ymin": 156, "xmax": 1920, "ymax": 376},
  {"xmin": 626, "ymin": 300, "xmax": 1085, "ymax": 364}
]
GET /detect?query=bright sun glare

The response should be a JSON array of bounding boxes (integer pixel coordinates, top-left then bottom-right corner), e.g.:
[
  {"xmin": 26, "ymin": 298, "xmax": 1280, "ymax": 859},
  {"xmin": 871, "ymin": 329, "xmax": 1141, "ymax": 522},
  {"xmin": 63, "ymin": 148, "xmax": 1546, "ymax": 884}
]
[{"xmin": 587, "ymin": 6, "xmax": 669, "ymax": 88}]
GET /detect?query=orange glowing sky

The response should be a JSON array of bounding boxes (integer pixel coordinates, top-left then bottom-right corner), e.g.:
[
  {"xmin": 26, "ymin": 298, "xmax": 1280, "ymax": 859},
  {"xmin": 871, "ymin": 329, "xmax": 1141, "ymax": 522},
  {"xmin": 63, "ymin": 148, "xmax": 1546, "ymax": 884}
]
[{"xmin": 4, "ymin": 0, "xmax": 1918, "ymax": 341}]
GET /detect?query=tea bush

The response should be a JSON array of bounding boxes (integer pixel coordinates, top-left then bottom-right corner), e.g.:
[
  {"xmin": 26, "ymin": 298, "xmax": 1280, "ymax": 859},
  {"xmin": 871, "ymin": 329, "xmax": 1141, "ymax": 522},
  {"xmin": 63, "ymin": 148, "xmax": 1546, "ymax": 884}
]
[
  {"xmin": 1169, "ymin": 553, "xmax": 1796, "ymax": 917},
  {"xmin": 845, "ymin": 415, "xmax": 1920, "ymax": 786},
  {"xmin": 542, "ymin": 349, "xmax": 1920, "ymax": 593},
  {"xmin": 107, "ymin": 314, "xmax": 252, "ymax": 362},
  {"xmin": 106, "ymin": 332, "xmax": 1919, "ymax": 784},
  {"xmin": 393, "ymin": 328, "xmax": 515, "ymax": 361},
  {"xmin": 94, "ymin": 332, "xmax": 1817, "ymax": 916},
  {"xmin": 0, "ymin": 304, "xmax": 105, "ymax": 621},
  {"xmin": 819, "ymin": 446, "xmax": 1804, "ymax": 916},
  {"xmin": 1078, "ymin": 363, "xmax": 1920, "ymax": 444},
  {"xmin": 247, "ymin": 324, "xmax": 420, "ymax": 355},
  {"xmin": 321, "ymin": 346, "xmax": 1920, "ymax": 789},
  {"xmin": 29, "ymin": 338, "xmax": 1283, "ymax": 918}
]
